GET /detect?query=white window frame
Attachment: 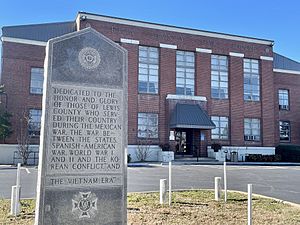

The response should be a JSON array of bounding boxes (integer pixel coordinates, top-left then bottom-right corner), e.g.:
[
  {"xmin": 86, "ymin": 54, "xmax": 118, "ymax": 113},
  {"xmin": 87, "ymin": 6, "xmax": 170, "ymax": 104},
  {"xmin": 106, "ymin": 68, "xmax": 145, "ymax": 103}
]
[
  {"xmin": 28, "ymin": 109, "xmax": 42, "ymax": 136},
  {"xmin": 176, "ymin": 51, "xmax": 195, "ymax": 96},
  {"xmin": 138, "ymin": 46, "xmax": 159, "ymax": 94},
  {"xmin": 211, "ymin": 116, "xmax": 229, "ymax": 140},
  {"xmin": 138, "ymin": 113, "xmax": 158, "ymax": 138},
  {"xmin": 279, "ymin": 121, "xmax": 291, "ymax": 142},
  {"xmin": 244, "ymin": 59, "xmax": 260, "ymax": 101},
  {"xmin": 244, "ymin": 118, "xmax": 260, "ymax": 141},
  {"xmin": 211, "ymin": 55, "xmax": 228, "ymax": 99},
  {"xmin": 30, "ymin": 68, "xmax": 44, "ymax": 94},
  {"xmin": 278, "ymin": 89, "xmax": 289, "ymax": 110}
]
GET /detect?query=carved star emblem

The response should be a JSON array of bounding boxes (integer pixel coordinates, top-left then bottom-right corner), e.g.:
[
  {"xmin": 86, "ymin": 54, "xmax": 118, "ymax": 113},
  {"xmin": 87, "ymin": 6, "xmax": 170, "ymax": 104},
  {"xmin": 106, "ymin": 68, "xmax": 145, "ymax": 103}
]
[{"xmin": 72, "ymin": 192, "xmax": 98, "ymax": 219}]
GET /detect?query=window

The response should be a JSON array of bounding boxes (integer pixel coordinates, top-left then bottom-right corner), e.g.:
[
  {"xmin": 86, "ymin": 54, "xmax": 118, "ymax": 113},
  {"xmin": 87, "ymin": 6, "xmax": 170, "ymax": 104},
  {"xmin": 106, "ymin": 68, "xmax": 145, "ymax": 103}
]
[
  {"xmin": 244, "ymin": 118, "xmax": 260, "ymax": 141},
  {"xmin": 279, "ymin": 121, "xmax": 290, "ymax": 142},
  {"xmin": 138, "ymin": 46, "xmax": 159, "ymax": 94},
  {"xmin": 28, "ymin": 109, "xmax": 42, "ymax": 136},
  {"xmin": 278, "ymin": 89, "xmax": 289, "ymax": 110},
  {"xmin": 138, "ymin": 113, "xmax": 158, "ymax": 138},
  {"xmin": 211, "ymin": 116, "xmax": 229, "ymax": 140},
  {"xmin": 211, "ymin": 55, "xmax": 228, "ymax": 99},
  {"xmin": 244, "ymin": 59, "xmax": 260, "ymax": 101},
  {"xmin": 30, "ymin": 68, "xmax": 44, "ymax": 94},
  {"xmin": 176, "ymin": 51, "xmax": 195, "ymax": 95}
]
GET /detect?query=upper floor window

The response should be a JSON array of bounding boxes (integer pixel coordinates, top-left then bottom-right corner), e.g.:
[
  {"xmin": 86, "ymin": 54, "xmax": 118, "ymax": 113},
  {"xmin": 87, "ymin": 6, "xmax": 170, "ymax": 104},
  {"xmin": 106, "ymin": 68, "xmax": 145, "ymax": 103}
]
[
  {"xmin": 176, "ymin": 51, "xmax": 195, "ymax": 95},
  {"xmin": 28, "ymin": 109, "xmax": 42, "ymax": 136},
  {"xmin": 244, "ymin": 59, "xmax": 259, "ymax": 101},
  {"xmin": 278, "ymin": 89, "xmax": 289, "ymax": 110},
  {"xmin": 138, "ymin": 113, "xmax": 158, "ymax": 138},
  {"xmin": 138, "ymin": 46, "xmax": 159, "ymax": 94},
  {"xmin": 30, "ymin": 68, "xmax": 44, "ymax": 94},
  {"xmin": 211, "ymin": 116, "xmax": 229, "ymax": 140},
  {"xmin": 279, "ymin": 121, "xmax": 290, "ymax": 142},
  {"xmin": 211, "ymin": 55, "xmax": 228, "ymax": 99},
  {"xmin": 244, "ymin": 118, "xmax": 260, "ymax": 141}
]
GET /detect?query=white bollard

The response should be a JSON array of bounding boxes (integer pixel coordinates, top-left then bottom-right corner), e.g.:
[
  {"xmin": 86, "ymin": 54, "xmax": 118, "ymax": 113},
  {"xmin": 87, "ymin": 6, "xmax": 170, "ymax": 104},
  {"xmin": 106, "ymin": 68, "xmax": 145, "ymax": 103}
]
[
  {"xmin": 11, "ymin": 163, "xmax": 22, "ymax": 216},
  {"xmin": 248, "ymin": 184, "xmax": 253, "ymax": 225},
  {"xmin": 169, "ymin": 161, "xmax": 172, "ymax": 206},
  {"xmin": 224, "ymin": 161, "xmax": 227, "ymax": 202},
  {"xmin": 10, "ymin": 185, "xmax": 21, "ymax": 216},
  {"xmin": 16, "ymin": 163, "xmax": 21, "ymax": 187},
  {"xmin": 160, "ymin": 179, "xmax": 167, "ymax": 204},
  {"xmin": 214, "ymin": 177, "xmax": 222, "ymax": 201}
]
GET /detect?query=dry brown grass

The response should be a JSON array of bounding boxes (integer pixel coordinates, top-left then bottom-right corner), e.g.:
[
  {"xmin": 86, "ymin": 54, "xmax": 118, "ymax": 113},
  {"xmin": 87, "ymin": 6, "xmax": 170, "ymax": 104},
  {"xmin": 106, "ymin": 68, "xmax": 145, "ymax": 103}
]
[
  {"xmin": 128, "ymin": 191, "xmax": 300, "ymax": 225},
  {"xmin": 1, "ymin": 191, "xmax": 300, "ymax": 225}
]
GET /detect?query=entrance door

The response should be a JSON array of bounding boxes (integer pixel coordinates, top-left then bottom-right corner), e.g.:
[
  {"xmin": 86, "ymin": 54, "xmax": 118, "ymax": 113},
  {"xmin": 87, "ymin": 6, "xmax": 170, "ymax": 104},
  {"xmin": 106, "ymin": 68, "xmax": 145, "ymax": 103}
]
[{"xmin": 175, "ymin": 129, "xmax": 193, "ymax": 156}]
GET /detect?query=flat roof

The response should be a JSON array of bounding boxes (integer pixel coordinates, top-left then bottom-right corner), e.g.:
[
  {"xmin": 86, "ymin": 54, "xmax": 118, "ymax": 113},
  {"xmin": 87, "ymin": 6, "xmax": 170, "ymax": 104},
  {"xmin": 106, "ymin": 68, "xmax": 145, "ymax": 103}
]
[{"xmin": 77, "ymin": 11, "xmax": 274, "ymax": 46}]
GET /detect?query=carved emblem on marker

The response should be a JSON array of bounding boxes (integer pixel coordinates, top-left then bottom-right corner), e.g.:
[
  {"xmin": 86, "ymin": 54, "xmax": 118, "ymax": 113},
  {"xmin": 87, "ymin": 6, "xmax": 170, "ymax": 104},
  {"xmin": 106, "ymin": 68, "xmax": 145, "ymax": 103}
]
[
  {"xmin": 72, "ymin": 192, "xmax": 98, "ymax": 219},
  {"xmin": 78, "ymin": 47, "xmax": 101, "ymax": 70}
]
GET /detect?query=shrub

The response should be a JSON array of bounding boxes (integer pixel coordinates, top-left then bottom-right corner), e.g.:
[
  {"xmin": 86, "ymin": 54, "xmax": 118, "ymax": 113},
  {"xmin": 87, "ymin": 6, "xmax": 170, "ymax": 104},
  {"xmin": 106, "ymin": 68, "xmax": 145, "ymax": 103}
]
[
  {"xmin": 127, "ymin": 154, "xmax": 132, "ymax": 163},
  {"xmin": 276, "ymin": 145, "xmax": 300, "ymax": 162},
  {"xmin": 246, "ymin": 154, "xmax": 281, "ymax": 162},
  {"xmin": 159, "ymin": 143, "xmax": 171, "ymax": 151},
  {"xmin": 211, "ymin": 143, "xmax": 222, "ymax": 152}
]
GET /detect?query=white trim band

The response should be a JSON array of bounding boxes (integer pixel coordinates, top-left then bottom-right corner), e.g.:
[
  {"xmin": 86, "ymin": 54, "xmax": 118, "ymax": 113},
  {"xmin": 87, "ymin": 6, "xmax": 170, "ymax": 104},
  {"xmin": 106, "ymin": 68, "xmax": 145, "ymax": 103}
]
[
  {"xmin": 273, "ymin": 69, "xmax": 300, "ymax": 75},
  {"xmin": 77, "ymin": 13, "xmax": 273, "ymax": 45},
  {"xmin": 260, "ymin": 56, "xmax": 273, "ymax": 61},
  {"xmin": 120, "ymin": 38, "xmax": 139, "ymax": 45},
  {"xmin": 1, "ymin": 37, "xmax": 47, "ymax": 46},
  {"xmin": 166, "ymin": 94, "xmax": 207, "ymax": 102},
  {"xmin": 196, "ymin": 48, "xmax": 212, "ymax": 54},
  {"xmin": 159, "ymin": 43, "xmax": 177, "ymax": 49},
  {"xmin": 229, "ymin": 52, "xmax": 244, "ymax": 58}
]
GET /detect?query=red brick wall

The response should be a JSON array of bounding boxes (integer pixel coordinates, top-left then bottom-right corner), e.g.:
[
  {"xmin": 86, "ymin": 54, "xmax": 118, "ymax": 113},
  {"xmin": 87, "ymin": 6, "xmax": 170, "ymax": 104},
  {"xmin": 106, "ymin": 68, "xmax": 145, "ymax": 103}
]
[
  {"xmin": 1, "ymin": 42, "xmax": 45, "ymax": 143},
  {"xmin": 160, "ymin": 48, "xmax": 176, "ymax": 144},
  {"xmin": 229, "ymin": 56, "xmax": 244, "ymax": 146},
  {"xmin": 119, "ymin": 43, "xmax": 138, "ymax": 145},
  {"xmin": 274, "ymin": 72, "xmax": 300, "ymax": 145},
  {"xmin": 261, "ymin": 60, "xmax": 275, "ymax": 146},
  {"xmin": 1, "ymin": 17, "xmax": 280, "ymax": 150},
  {"xmin": 80, "ymin": 19, "xmax": 272, "ymax": 58}
]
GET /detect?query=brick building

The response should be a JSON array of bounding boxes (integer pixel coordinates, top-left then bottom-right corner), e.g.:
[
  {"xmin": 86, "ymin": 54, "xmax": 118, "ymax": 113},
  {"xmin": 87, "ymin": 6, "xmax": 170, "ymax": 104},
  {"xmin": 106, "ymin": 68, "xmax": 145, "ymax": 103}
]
[{"xmin": 1, "ymin": 12, "xmax": 300, "ymax": 162}]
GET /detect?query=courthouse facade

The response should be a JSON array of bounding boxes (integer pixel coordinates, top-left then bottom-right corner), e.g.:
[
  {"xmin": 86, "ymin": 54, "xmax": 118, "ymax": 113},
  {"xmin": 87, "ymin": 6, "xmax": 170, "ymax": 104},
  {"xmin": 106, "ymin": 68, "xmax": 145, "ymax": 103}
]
[{"xmin": 1, "ymin": 12, "xmax": 300, "ymax": 160}]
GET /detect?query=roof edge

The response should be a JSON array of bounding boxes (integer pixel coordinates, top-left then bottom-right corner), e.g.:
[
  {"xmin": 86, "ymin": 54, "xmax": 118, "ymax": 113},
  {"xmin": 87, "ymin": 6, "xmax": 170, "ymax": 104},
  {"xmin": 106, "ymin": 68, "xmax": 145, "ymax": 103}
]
[
  {"xmin": 273, "ymin": 69, "xmax": 300, "ymax": 75},
  {"xmin": 77, "ymin": 11, "xmax": 274, "ymax": 46},
  {"xmin": 1, "ymin": 37, "xmax": 47, "ymax": 46}
]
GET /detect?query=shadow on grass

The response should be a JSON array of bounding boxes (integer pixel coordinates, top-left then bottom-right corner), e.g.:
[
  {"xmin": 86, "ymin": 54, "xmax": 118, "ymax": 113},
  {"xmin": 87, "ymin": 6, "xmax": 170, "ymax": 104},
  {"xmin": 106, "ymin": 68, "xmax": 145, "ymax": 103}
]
[
  {"xmin": 228, "ymin": 198, "xmax": 259, "ymax": 202},
  {"xmin": 174, "ymin": 201, "xmax": 209, "ymax": 207}
]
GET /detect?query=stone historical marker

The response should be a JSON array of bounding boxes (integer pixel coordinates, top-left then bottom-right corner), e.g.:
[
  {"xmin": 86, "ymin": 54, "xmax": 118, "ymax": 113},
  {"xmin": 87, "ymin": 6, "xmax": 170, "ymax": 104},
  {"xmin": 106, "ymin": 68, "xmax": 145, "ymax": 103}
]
[{"xmin": 35, "ymin": 28, "xmax": 127, "ymax": 225}]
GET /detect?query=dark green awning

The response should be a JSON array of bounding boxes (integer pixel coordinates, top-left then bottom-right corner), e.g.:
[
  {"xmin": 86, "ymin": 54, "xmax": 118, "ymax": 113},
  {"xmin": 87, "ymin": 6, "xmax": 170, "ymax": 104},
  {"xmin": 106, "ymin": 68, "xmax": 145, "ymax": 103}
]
[{"xmin": 170, "ymin": 103, "xmax": 215, "ymax": 129}]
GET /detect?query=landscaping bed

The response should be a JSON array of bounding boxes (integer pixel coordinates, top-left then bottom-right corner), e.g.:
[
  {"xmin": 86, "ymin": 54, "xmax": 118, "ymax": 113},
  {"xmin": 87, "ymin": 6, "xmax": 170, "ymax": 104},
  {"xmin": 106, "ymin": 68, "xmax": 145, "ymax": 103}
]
[{"xmin": 1, "ymin": 190, "xmax": 300, "ymax": 224}]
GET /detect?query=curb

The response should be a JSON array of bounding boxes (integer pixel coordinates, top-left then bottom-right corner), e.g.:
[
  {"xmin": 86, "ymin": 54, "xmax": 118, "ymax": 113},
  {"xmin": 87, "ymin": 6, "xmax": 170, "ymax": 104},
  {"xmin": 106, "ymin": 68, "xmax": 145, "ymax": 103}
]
[
  {"xmin": 0, "ymin": 165, "xmax": 37, "ymax": 170},
  {"xmin": 226, "ymin": 189, "xmax": 300, "ymax": 209},
  {"xmin": 129, "ymin": 162, "xmax": 300, "ymax": 167},
  {"xmin": 0, "ymin": 165, "xmax": 15, "ymax": 170},
  {"xmin": 129, "ymin": 188, "xmax": 300, "ymax": 208}
]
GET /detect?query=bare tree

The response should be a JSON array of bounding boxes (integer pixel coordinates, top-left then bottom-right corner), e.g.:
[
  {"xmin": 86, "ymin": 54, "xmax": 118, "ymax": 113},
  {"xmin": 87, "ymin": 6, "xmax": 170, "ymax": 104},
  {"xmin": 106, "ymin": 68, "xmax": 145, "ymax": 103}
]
[
  {"xmin": 136, "ymin": 136, "xmax": 153, "ymax": 162},
  {"xmin": 16, "ymin": 110, "xmax": 33, "ymax": 165}
]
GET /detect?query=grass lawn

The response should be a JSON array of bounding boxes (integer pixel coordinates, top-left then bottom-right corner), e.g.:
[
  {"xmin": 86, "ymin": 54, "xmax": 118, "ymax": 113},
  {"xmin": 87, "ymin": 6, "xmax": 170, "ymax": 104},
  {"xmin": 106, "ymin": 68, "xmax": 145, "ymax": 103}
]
[{"xmin": 1, "ymin": 190, "xmax": 300, "ymax": 224}]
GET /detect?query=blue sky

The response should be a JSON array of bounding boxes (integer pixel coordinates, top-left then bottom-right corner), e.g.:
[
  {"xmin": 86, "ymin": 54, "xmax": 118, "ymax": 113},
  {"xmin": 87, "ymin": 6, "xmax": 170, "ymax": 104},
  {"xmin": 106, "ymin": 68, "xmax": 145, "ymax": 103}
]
[{"xmin": 0, "ymin": 0, "xmax": 299, "ymax": 62}]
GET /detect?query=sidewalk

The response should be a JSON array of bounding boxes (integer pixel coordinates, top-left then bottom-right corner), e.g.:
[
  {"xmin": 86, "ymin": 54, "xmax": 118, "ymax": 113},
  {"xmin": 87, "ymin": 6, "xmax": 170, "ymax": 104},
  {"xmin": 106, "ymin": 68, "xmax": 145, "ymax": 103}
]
[{"xmin": 128, "ymin": 160, "xmax": 300, "ymax": 167}]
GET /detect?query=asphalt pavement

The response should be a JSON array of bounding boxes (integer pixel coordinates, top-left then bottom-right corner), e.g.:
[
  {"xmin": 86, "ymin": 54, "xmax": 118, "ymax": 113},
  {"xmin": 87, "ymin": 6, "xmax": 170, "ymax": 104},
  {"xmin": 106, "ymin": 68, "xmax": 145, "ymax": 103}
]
[{"xmin": 1, "ymin": 164, "xmax": 300, "ymax": 204}]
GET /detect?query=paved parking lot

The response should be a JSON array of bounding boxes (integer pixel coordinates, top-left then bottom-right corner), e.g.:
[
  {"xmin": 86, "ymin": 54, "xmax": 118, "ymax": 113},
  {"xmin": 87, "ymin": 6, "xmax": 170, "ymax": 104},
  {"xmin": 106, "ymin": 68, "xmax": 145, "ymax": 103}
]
[{"xmin": 1, "ymin": 165, "xmax": 300, "ymax": 204}]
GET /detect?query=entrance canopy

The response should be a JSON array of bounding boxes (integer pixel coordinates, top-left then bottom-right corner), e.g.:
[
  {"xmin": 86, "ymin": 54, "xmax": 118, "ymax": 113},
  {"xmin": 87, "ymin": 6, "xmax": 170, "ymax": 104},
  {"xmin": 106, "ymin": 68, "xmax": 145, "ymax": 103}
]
[{"xmin": 170, "ymin": 103, "xmax": 215, "ymax": 129}]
